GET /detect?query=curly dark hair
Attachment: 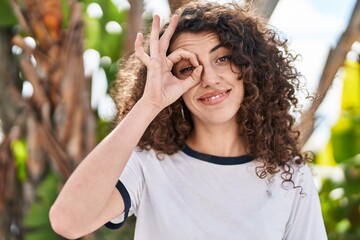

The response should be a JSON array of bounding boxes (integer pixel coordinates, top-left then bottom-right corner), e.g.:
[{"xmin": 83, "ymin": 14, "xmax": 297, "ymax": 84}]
[{"xmin": 111, "ymin": 1, "xmax": 310, "ymax": 185}]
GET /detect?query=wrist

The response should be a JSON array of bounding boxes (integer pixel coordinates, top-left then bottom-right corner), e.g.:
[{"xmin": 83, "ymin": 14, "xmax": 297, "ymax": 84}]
[{"xmin": 135, "ymin": 98, "xmax": 163, "ymax": 118}]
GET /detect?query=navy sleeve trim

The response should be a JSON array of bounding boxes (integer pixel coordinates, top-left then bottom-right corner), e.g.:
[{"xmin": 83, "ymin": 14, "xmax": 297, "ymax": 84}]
[{"xmin": 105, "ymin": 180, "xmax": 131, "ymax": 230}]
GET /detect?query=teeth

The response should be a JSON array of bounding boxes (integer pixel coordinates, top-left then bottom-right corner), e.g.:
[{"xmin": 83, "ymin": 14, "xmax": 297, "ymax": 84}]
[{"xmin": 204, "ymin": 92, "xmax": 226, "ymax": 101}]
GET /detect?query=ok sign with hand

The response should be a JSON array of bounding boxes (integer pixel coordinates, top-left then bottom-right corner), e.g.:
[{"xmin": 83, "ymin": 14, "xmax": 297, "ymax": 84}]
[{"xmin": 134, "ymin": 15, "xmax": 203, "ymax": 110}]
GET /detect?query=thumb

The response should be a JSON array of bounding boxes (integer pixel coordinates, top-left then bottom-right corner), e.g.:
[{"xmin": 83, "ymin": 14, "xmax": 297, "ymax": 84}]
[{"xmin": 182, "ymin": 65, "xmax": 203, "ymax": 91}]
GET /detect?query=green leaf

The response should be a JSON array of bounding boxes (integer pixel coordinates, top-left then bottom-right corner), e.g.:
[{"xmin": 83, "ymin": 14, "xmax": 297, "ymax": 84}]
[
  {"xmin": 11, "ymin": 139, "xmax": 27, "ymax": 181},
  {"xmin": 335, "ymin": 219, "xmax": 351, "ymax": 233},
  {"xmin": 84, "ymin": 15, "xmax": 102, "ymax": 50},
  {"xmin": 24, "ymin": 172, "xmax": 62, "ymax": 240},
  {"xmin": 82, "ymin": 0, "xmax": 127, "ymax": 59},
  {"xmin": 332, "ymin": 113, "xmax": 360, "ymax": 163},
  {"xmin": 96, "ymin": 117, "xmax": 113, "ymax": 142},
  {"xmin": 314, "ymin": 138, "xmax": 337, "ymax": 165},
  {"xmin": 331, "ymin": 59, "xmax": 360, "ymax": 163},
  {"xmin": 24, "ymin": 227, "xmax": 63, "ymax": 240},
  {"xmin": 60, "ymin": 0, "xmax": 71, "ymax": 28},
  {"xmin": 342, "ymin": 60, "xmax": 360, "ymax": 111},
  {"xmin": 101, "ymin": 32, "xmax": 124, "ymax": 61},
  {"xmin": 0, "ymin": 0, "xmax": 18, "ymax": 26},
  {"xmin": 103, "ymin": 61, "xmax": 119, "ymax": 88}
]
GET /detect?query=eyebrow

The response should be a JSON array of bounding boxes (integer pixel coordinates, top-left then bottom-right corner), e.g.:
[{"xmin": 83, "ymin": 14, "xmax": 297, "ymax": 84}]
[{"xmin": 210, "ymin": 44, "xmax": 223, "ymax": 53}]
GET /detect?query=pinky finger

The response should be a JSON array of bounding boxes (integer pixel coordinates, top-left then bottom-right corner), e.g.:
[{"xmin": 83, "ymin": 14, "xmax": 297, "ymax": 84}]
[{"xmin": 134, "ymin": 33, "xmax": 150, "ymax": 66}]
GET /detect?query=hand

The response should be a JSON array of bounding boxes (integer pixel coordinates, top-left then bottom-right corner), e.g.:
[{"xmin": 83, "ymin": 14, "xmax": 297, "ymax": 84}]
[{"xmin": 134, "ymin": 15, "xmax": 203, "ymax": 110}]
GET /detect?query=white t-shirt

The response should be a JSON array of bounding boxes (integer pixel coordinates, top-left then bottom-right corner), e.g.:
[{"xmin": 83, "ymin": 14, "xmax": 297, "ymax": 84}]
[{"xmin": 105, "ymin": 145, "xmax": 327, "ymax": 240}]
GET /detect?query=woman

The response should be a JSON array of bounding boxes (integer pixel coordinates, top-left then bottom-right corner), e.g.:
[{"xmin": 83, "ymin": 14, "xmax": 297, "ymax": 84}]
[{"xmin": 49, "ymin": 1, "xmax": 327, "ymax": 239}]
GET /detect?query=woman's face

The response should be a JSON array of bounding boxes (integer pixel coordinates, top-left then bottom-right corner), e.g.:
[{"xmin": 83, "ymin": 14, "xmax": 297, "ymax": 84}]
[{"xmin": 170, "ymin": 31, "xmax": 245, "ymax": 126}]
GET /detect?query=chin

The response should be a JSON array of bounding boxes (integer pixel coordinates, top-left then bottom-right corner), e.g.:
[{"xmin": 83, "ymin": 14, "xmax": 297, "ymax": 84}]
[{"xmin": 197, "ymin": 113, "xmax": 238, "ymax": 126}]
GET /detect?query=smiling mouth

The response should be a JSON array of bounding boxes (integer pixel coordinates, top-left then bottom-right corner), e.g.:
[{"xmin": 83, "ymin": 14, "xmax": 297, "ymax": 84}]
[
  {"xmin": 198, "ymin": 90, "xmax": 231, "ymax": 104},
  {"xmin": 204, "ymin": 92, "xmax": 225, "ymax": 101}
]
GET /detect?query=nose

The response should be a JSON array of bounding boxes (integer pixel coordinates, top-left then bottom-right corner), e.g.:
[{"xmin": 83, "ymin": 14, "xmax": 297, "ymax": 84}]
[{"xmin": 200, "ymin": 64, "xmax": 220, "ymax": 88}]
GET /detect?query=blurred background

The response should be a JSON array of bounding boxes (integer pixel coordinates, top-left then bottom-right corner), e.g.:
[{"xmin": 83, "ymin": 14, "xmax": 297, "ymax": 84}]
[{"xmin": 0, "ymin": 0, "xmax": 359, "ymax": 239}]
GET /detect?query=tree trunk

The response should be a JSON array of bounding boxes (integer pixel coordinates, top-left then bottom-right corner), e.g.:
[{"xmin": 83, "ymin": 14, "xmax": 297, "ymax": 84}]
[
  {"xmin": 0, "ymin": 28, "xmax": 22, "ymax": 132},
  {"xmin": 123, "ymin": 0, "xmax": 144, "ymax": 57},
  {"xmin": 0, "ymin": 26, "xmax": 24, "ymax": 240},
  {"xmin": 298, "ymin": 0, "xmax": 360, "ymax": 147},
  {"xmin": 168, "ymin": 0, "xmax": 189, "ymax": 13},
  {"xmin": 252, "ymin": 0, "xmax": 280, "ymax": 19}
]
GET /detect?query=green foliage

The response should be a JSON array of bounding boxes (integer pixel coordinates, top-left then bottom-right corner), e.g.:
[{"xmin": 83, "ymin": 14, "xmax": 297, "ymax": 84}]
[
  {"xmin": 82, "ymin": 0, "xmax": 127, "ymax": 89},
  {"xmin": 96, "ymin": 216, "xmax": 136, "ymax": 240},
  {"xmin": 11, "ymin": 138, "xmax": 27, "ymax": 182},
  {"xmin": 84, "ymin": 16, "xmax": 102, "ymax": 49},
  {"xmin": 96, "ymin": 117, "xmax": 114, "ymax": 142},
  {"xmin": 103, "ymin": 58, "xmax": 120, "ymax": 90},
  {"xmin": 341, "ymin": 60, "xmax": 360, "ymax": 111},
  {"xmin": 331, "ymin": 60, "xmax": 360, "ymax": 163},
  {"xmin": 23, "ymin": 172, "xmax": 63, "ymax": 240},
  {"xmin": 319, "ymin": 155, "xmax": 360, "ymax": 240},
  {"xmin": 60, "ymin": 0, "xmax": 71, "ymax": 28},
  {"xmin": 332, "ymin": 113, "xmax": 360, "ymax": 163},
  {"xmin": 0, "ymin": 0, "xmax": 17, "ymax": 26},
  {"xmin": 83, "ymin": 0, "xmax": 126, "ymax": 61},
  {"xmin": 317, "ymin": 59, "xmax": 360, "ymax": 239}
]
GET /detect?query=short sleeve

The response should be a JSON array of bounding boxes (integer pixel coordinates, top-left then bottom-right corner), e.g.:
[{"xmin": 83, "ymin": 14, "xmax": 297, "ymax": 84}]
[
  {"xmin": 283, "ymin": 164, "xmax": 328, "ymax": 239},
  {"xmin": 105, "ymin": 149, "xmax": 145, "ymax": 229},
  {"xmin": 104, "ymin": 181, "xmax": 131, "ymax": 229}
]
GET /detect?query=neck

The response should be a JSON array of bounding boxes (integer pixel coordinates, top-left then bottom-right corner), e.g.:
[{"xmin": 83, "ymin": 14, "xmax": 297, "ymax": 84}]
[{"xmin": 186, "ymin": 120, "xmax": 248, "ymax": 157}]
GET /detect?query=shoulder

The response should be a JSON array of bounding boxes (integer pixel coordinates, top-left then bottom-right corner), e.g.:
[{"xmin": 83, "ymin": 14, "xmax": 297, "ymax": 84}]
[
  {"xmin": 132, "ymin": 147, "xmax": 155, "ymax": 160},
  {"xmin": 291, "ymin": 162, "xmax": 316, "ymax": 185},
  {"xmin": 280, "ymin": 161, "xmax": 319, "ymax": 196},
  {"xmin": 129, "ymin": 147, "xmax": 184, "ymax": 167}
]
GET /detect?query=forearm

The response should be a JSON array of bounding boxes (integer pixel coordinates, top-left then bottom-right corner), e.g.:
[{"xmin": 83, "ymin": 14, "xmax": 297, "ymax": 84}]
[{"xmin": 49, "ymin": 98, "xmax": 160, "ymax": 238}]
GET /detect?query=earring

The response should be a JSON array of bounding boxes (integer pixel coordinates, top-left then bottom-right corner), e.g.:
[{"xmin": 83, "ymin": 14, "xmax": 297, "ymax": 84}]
[{"xmin": 181, "ymin": 104, "xmax": 185, "ymax": 120}]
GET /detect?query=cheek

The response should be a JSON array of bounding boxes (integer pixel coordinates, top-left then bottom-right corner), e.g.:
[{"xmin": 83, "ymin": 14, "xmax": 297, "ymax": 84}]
[
  {"xmin": 237, "ymin": 80, "xmax": 244, "ymax": 92},
  {"xmin": 233, "ymin": 80, "xmax": 245, "ymax": 104},
  {"xmin": 182, "ymin": 88, "xmax": 197, "ymax": 110}
]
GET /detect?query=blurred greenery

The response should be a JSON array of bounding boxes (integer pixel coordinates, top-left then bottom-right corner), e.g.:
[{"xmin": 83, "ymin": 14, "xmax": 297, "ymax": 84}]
[
  {"xmin": 316, "ymin": 59, "xmax": 360, "ymax": 240},
  {"xmin": 319, "ymin": 155, "xmax": 360, "ymax": 240},
  {"xmin": 11, "ymin": 139, "xmax": 27, "ymax": 182},
  {"xmin": 0, "ymin": 0, "xmax": 17, "ymax": 26},
  {"xmin": 23, "ymin": 173, "xmax": 63, "ymax": 240},
  {"xmin": 82, "ymin": 0, "xmax": 126, "ymax": 88}
]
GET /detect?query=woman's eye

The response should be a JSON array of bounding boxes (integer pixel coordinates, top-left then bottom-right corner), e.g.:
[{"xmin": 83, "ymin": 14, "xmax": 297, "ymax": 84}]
[
  {"xmin": 179, "ymin": 66, "xmax": 195, "ymax": 76},
  {"xmin": 217, "ymin": 55, "xmax": 231, "ymax": 63}
]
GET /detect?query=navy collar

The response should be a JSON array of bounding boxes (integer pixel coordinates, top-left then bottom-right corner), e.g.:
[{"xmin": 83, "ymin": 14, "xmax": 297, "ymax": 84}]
[{"xmin": 182, "ymin": 144, "xmax": 254, "ymax": 165}]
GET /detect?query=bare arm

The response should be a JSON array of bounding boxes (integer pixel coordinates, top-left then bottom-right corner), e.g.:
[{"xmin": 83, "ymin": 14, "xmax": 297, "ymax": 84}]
[
  {"xmin": 49, "ymin": 15, "xmax": 202, "ymax": 239},
  {"xmin": 49, "ymin": 99, "xmax": 160, "ymax": 239}
]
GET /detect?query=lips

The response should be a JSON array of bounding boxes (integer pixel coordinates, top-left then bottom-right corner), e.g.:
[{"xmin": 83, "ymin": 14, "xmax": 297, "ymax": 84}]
[{"xmin": 198, "ymin": 90, "xmax": 230, "ymax": 105}]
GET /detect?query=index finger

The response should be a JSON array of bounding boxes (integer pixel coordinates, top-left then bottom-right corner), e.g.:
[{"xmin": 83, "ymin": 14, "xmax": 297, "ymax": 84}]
[
  {"xmin": 159, "ymin": 15, "xmax": 179, "ymax": 54},
  {"xmin": 167, "ymin": 49, "xmax": 199, "ymax": 68}
]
